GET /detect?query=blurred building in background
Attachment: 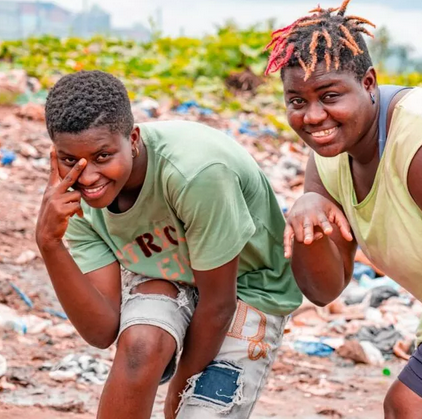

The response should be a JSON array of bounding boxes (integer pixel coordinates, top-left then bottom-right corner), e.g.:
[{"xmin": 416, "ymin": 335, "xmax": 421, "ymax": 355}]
[
  {"xmin": 0, "ymin": 1, "xmax": 150, "ymax": 40},
  {"xmin": 0, "ymin": 1, "xmax": 73, "ymax": 39},
  {"xmin": 72, "ymin": 4, "xmax": 111, "ymax": 37}
]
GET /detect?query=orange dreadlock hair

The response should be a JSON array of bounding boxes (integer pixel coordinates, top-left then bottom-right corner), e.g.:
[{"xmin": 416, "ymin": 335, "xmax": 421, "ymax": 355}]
[{"xmin": 265, "ymin": 0, "xmax": 376, "ymax": 80}]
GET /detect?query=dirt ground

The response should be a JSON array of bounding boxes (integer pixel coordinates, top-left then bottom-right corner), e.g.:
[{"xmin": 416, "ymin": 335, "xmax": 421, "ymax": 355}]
[{"xmin": 0, "ymin": 105, "xmax": 405, "ymax": 418}]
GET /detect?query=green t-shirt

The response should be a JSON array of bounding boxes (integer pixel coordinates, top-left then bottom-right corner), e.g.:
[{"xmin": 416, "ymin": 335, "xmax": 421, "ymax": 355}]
[{"xmin": 65, "ymin": 121, "xmax": 302, "ymax": 316}]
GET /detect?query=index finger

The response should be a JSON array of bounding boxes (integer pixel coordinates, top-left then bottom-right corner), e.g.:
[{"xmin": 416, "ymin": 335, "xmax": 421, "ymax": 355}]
[
  {"xmin": 57, "ymin": 158, "xmax": 87, "ymax": 193},
  {"xmin": 330, "ymin": 208, "xmax": 353, "ymax": 242},
  {"xmin": 48, "ymin": 146, "xmax": 60, "ymax": 186}
]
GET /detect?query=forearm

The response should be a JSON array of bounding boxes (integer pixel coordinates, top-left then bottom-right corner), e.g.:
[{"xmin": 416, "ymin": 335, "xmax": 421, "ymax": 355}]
[
  {"xmin": 176, "ymin": 300, "xmax": 236, "ymax": 380},
  {"xmin": 292, "ymin": 236, "xmax": 348, "ymax": 306},
  {"xmin": 38, "ymin": 241, "xmax": 119, "ymax": 348}
]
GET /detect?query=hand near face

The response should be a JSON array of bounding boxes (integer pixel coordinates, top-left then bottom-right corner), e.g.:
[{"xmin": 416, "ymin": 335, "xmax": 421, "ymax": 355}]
[
  {"xmin": 36, "ymin": 147, "xmax": 87, "ymax": 247},
  {"xmin": 283, "ymin": 192, "xmax": 353, "ymax": 258}
]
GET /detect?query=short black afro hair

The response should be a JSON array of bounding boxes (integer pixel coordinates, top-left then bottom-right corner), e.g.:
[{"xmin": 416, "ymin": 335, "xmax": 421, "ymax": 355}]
[{"xmin": 45, "ymin": 70, "xmax": 134, "ymax": 140}]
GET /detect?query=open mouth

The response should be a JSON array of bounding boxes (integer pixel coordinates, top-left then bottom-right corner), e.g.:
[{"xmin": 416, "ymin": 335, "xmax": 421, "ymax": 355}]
[
  {"xmin": 308, "ymin": 127, "xmax": 339, "ymax": 144},
  {"xmin": 79, "ymin": 182, "xmax": 111, "ymax": 200}
]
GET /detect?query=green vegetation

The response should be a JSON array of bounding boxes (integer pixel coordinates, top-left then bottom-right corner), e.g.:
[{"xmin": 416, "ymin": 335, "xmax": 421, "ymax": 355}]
[{"xmin": 0, "ymin": 24, "xmax": 421, "ymax": 115}]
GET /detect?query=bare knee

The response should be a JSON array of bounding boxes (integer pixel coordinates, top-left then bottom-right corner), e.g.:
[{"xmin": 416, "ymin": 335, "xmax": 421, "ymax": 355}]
[
  {"xmin": 117, "ymin": 325, "xmax": 176, "ymax": 378},
  {"xmin": 130, "ymin": 279, "xmax": 178, "ymax": 299}
]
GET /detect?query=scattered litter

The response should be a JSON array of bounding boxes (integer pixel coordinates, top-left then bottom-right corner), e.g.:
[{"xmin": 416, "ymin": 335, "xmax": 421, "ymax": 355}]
[
  {"xmin": 0, "ymin": 303, "xmax": 52, "ymax": 334},
  {"xmin": 48, "ymin": 400, "xmax": 87, "ymax": 413},
  {"xmin": 51, "ymin": 354, "xmax": 110, "ymax": 385},
  {"xmin": 0, "ymin": 149, "xmax": 16, "ymax": 166},
  {"xmin": 0, "ymin": 355, "xmax": 7, "ymax": 377},
  {"xmin": 0, "ymin": 71, "xmax": 419, "ymax": 417},
  {"xmin": 15, "ymin": 250, "xmax": 37, "ymax": 265},
  {"xmin": 175, "ymin": 100, "xmax": 213, "ymax": 116},
  {"xmin": 46, "ymin": 323, "xmax": 76, "ymax": 338},
  {"xmin": 355, "ymin": 325, "xmax": 403, "ymax": 355},
  {"xmin": 316, "ymin": 407, "xmax": 344, "ymax": 418},
  {"xmin": 44, "ymin": 308, "xmax": 68, "ymax": 320},
  {"xmin": 360, "ymin": 341, "xmax": 385, "ymax": 366},
  {"xmin": 370, "ymin": 286, "xmax": 400, "ymax": 308},
  {"xmin": 9, "ymin": 282, "xmax": 34, "ymax": 308},
  {"xmin": 49, "ymin": 370, "xmax": 77, "ymax": 382},
  {"xmin": 293, "ymin": 341, "xmax": 335, "ymax": 358}
]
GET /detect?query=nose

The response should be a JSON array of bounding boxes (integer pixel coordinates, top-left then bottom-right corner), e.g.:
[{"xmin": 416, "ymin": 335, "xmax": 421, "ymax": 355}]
[
  {"xmin": 76, "ymin": 163, "xmax": 101, "ymax": 186},
  {"xmin": 303, "ymin": 101, "xmax": 328, "ymax": 125}
]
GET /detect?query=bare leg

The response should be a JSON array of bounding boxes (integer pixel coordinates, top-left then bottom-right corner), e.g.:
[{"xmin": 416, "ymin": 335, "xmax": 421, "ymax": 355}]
[{"xmin": 97, "ymin": 280, "xmax": 178, "ymax": 419}]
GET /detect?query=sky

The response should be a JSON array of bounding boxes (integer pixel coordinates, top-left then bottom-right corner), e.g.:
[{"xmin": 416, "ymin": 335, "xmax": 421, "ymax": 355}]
[{"xmin": 13, "ymin": 0, "xmax": 422, "ymax": 56}]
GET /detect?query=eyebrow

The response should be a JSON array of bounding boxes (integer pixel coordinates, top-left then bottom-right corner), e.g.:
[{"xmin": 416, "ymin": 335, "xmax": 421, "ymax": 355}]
[
  {"xmin": 58, "ymin": 145, "xmax": 112, "ymax": 157},
  {"xmin": 286, "ymin": 81, "xmax": 341, "ymax": 94}
]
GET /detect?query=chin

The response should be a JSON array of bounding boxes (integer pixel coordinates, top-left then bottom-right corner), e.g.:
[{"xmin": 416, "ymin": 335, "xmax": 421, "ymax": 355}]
[
  {"xmin": 82, "ymin": 194, "xmax": 115, "ymax": 209},
  {"xmin": 312, "ymin": 143, "xmax": 344, "ymax": 158}
]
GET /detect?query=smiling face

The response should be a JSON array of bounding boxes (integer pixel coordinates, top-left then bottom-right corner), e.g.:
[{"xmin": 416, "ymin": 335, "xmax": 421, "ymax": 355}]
[
  {"xmin": 54, "ymin": 126, "xmax": 139, "ymax": 209},
  {"xmin": 282, "ymin": 63, "xmax": 377, "ymax": 157}
]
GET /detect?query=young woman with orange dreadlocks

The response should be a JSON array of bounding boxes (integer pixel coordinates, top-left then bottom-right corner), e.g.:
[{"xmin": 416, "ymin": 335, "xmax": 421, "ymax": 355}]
[{"xmin": 266, "ymin": 0, "xmax": 422, "ymax": 417}]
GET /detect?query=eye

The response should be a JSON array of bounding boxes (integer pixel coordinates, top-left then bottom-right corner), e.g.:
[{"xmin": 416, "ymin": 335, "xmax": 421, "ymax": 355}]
[
  {"xmin": 97, "ymin": 153, "xmax": 111, "ymax": 162},
  {"xmin": 62, "ymin": 157, "xmax": 76, "ymax": 165},
  {"xmin": 322, "ymin": 93, "xmax": 339, "ymax": 102},
  {"xmin": 289, "ymin": 97, "xmax": 305, "ymax": 107}
]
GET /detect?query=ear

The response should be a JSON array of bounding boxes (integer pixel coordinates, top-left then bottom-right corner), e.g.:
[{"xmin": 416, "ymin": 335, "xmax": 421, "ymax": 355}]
[
  {"xmin": 130, "ymin": 126, "xmax": 140, "ymax": 147},
  {"xmin": 362, "ymin": 67, "xmax": 377, "ymax": 93}
]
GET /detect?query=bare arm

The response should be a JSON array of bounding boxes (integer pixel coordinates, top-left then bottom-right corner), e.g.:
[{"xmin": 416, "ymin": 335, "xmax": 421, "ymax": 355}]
[
  {"xmin": 285, "ymin": 153, "xmax": 357, "ymax": 306},
  {"xmin": 39, "ymin": 243, "xmax": 121, "ymax": 349},
  {"xmin": 165, "ymin": 257, "xmax": 238, "ymax": 418},
  {"xmin": 36, "ymin": 148, "xmax": 121, "ymax": 348},
  {"xmin": 407, "ymin": 147, "xmax": 422, "ymax": 212}
]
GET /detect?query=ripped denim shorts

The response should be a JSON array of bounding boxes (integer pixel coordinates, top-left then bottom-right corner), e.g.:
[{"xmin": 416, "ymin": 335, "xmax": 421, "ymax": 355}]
[
  {"xmin": 119, "ymin": 270, "xmax": 288, "ymax": 418},
  {"xmin": 118, "ymin": 270, "xmax": 198, "ymax": 384}
]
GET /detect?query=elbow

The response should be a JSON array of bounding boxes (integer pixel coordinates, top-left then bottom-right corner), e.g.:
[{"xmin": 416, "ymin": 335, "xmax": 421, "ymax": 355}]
[
  {"xmin": 204, "ymin": 299, "xmax": 237, "ymax": 326},
  {"xmin": 84, "ymin": 331, "xmax": 118, "ymax": 350},
  {"xmin": 90, "ymin": 339, "xmax": 114, "ymax": 350},
  {"xmin": 307, "ymin": 297, "xmax": 332, "ymax": 307},
  {"xmin": 300, "ymin": 286, "xmax": 343, "ymax": 308}
]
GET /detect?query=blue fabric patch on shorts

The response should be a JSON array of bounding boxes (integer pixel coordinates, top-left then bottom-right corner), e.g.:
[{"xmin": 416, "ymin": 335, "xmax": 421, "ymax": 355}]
[{"xmin": 193, "ymin": 361, "xmax": 242, "ymax": 406}]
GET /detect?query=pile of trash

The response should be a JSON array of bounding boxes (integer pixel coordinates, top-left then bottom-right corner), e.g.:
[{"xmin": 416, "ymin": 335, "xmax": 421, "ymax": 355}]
[
  {"xmin": 47, "ymin": 354, "xmax": 111, "ymax": 385},
  {"xmin": 284, "ymin": 253, "xmax": 421, "ymax": 367}
]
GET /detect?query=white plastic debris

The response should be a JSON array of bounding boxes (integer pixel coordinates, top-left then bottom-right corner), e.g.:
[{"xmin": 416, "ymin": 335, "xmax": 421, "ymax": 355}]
[
  {"xmin": 46, "ymin": 323, "xmax": 76, "ymax": 338},
  {"xmin": 0, "ymin": 354, "xmax": 7, "ymax": 377}
]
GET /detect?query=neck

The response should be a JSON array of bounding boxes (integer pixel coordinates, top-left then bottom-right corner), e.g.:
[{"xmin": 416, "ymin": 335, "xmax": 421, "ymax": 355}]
[{"xmin": 122, "ymin": 138, "xmax": 148, "ymax": 194}]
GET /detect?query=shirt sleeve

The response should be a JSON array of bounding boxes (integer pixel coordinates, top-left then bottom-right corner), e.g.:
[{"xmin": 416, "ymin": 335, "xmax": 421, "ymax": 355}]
[
  {"xmin": 65, "ymin": 215, "xmax": 117, "ymax": 274},
  {"xmin": 173, "ymin": 164, "xmax": 256, "ymax": 271}
]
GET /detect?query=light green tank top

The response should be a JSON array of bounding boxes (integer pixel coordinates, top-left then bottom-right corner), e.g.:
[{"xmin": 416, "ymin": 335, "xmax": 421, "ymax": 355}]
[{"xmin": 315, "ymin": 88, "xmax": 422, "ymax": 343}]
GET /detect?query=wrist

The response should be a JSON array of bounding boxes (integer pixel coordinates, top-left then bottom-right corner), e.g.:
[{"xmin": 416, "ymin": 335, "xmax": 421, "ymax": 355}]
[{"xmin": 36, "ymin": 236, "xmax": 64, "ymax": 253}]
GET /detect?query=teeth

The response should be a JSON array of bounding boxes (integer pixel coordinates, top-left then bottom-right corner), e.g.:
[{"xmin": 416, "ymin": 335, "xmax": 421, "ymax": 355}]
[
  {"xmin": 84, "ymin": 185, "xmax": 104, "ymax": 193},
  {"xmin": 312, "ymin": 127, "xmax": 337, "ymax": 138}
]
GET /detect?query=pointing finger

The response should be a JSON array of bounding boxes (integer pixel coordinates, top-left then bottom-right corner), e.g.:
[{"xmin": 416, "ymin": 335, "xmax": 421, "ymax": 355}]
[{"xmin": 57, "ymin": 159, "xmax": 87, "ymax": 193}]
